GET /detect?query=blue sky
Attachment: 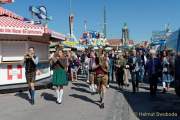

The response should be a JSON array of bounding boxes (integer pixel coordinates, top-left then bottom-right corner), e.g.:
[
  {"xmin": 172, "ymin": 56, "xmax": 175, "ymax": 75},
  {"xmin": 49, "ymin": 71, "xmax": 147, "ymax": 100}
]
[{"xmin": 3, "ymin": 0, "xmax": 180, "ymax": 42}]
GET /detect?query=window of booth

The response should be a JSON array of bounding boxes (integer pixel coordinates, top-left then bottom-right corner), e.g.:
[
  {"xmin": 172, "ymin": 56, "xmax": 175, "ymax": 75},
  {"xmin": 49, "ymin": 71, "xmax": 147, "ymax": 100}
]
[
  {"xmin": 1, "ymin": 42, "xmax": 26, "ymax": 61},
  {"xmin": 28, "ymin": 42, "xmax": 49, "ymax": 61}
]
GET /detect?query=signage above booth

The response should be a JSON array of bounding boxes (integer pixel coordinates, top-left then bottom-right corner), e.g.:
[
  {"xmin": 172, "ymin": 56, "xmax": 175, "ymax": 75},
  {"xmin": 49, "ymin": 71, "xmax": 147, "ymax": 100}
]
[
  {"xmin": 51, "ymin": 30, "xmax": 65, "ymax": 40},
  {"xmin": 0, "ymin": 26, "xmax": 44, "ymax": 36}
]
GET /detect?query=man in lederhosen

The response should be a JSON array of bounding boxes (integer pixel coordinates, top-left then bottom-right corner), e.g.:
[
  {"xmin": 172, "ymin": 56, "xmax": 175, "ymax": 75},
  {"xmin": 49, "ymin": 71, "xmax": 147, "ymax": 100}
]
[{"xmin": 24, "ymin": 47, "xmax": 39, "ymax": 105}]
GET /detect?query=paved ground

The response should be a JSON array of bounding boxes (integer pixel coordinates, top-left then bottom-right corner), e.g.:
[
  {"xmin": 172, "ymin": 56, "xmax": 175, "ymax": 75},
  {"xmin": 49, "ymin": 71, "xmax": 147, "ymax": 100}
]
[{"xmin": 0, "ymin": 75, "xmax": 180, "ymax": 120}]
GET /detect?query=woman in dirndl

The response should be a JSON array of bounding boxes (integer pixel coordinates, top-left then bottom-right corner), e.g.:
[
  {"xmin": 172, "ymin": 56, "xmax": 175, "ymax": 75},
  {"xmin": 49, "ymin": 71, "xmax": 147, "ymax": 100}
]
[
  {"xmin": 161, "ymin": 50, "xmax": 174, "ymax": 93},
  {"xmin": 51, "ymin": 50, "xmax": 68, "ymax": 104}
]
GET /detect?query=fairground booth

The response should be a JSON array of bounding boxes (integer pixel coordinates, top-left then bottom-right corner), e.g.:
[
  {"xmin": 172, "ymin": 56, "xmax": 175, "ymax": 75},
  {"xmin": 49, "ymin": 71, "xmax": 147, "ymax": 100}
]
[{"xmin": 0, "ymin": 7, "xmax": 65, "ymax": 86}]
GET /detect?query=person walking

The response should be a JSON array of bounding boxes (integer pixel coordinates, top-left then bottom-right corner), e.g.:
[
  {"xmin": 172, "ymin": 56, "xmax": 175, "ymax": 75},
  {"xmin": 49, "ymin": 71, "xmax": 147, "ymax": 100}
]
[
  {"xmin": 89, "ymin": 50, "xmax": 97, "ymax": 94},
  {"xmin": 161, "ymin": 50, "xmax": 174, "ymax": 93},
  {"xmin": 85, "ymin": 52, "xmax": 90, "ymax": 83},
  {"xmin": 94, "ymin": 52, "xmax": 109, "ymax": 108},
  {"xmin": 108, "ymin": 49, "xmax": 116, "ymax": 82},
  {"xmin": 51, "ymin": 49, "xmax": 68, "ymax": 104},
  {"xmin": 146, "ymin": 49, "xmax": 162, "ymax": 96},
  {"xmin": 139, "ymin": 50, "xmax": 147, "ymax": 83},
  {"xmin": 129, "ymin": 50, "xmax": 140, "ymax": 93},
  {"xmin": 24, "ymin": 47, "xmax": 39, "ymax": 105},
  {"xmin": 70, "ymin": 52, "xmax": 79, "ymax": 82},
  {"xmin": 115, "ymin": 53, "xmax": 126, "ymax": 89},
  {"xmin": 124, "ymin": 51, "xmax": 130, "ymax": 87}
]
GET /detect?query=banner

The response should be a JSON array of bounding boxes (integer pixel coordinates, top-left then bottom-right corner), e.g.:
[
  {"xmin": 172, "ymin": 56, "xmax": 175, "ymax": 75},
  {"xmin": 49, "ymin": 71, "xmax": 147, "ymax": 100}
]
[
  {"xmin": 63, "ymin": 41, "xmax": 79, "ymax": 47},
  {"xmin": 0, "ymin": 27, "xmax": 44, "ymax": 36}
]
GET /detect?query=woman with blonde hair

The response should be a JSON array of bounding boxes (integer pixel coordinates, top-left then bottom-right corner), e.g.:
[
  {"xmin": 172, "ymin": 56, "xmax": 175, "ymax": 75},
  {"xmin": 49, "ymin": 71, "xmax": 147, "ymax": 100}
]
[{"xmin": 50, "ymin": 49, "xmax": 68, "ymax": 104}]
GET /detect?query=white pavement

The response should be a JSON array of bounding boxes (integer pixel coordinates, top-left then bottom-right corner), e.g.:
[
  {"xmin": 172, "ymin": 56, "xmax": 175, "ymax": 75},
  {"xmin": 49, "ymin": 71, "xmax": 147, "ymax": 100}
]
[
  {"xmin": 0, "ymin": 79, "xmax": 136, "ymax": 120},
  {"xmin": 0, "ymin": 78, "xmax": 179, "ymax": 120}
]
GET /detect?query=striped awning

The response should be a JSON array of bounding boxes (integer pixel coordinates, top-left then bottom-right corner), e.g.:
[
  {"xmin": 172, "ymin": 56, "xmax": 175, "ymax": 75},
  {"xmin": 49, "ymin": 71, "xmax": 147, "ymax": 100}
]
[
  {"xmin": 0, "ymin": 16, "xmax": 45, "ymax": 36},
  {"xmin": 0, "ymin": 7, "xmax": 23, "ymax": 20},
  {"xmin": 0, "ymin": 7, "xmax": 65, "ymax": 39},
  {"xmin": 0, "ymin": 7, "xmax": 44, "ymax": 36}
]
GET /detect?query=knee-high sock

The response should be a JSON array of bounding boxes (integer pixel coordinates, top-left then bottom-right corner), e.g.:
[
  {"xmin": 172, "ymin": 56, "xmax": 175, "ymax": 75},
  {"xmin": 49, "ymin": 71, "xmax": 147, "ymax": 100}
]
[
  {"xmin": 56, "ymin": 89, "xmax": 60, "ymax": 101},
  {"xmin": 31, "ymin": 90, "xmax": 35, "ymax": 101},
  {"xmin": 92, "ymin": 84, "xmax": 96, "ymax": 92},
  {"xmin": 163, "ymin": 82, "xmax": 166, "ymax": 88},
  {"xmin": 90, "ymin": 84, "xmax": 94, "ymax": 91},
  {"xmin": 59, "ymin": 89, "xmax": 64, "ymax": 103}
]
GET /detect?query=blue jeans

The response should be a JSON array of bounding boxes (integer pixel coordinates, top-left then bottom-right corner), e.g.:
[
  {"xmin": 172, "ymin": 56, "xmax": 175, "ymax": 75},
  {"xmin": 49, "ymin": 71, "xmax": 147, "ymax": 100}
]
[
  {"xmin": 139, "ymin": 67, "xmax": 145, "ymax": 83},
  {"xmin": 131, "ymin": 71, "xmax": 140, "ymax": 92}
]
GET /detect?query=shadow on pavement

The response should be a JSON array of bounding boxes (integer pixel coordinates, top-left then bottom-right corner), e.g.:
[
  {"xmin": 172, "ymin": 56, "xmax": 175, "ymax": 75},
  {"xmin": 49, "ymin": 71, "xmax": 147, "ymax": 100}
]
[
  {"xmin": 15, "ymin": 92, "xmax": 30, "ymax": 103},
  {"xmin": 120, "ymin": 89, "xmax": 180, "ymax": 120},
  {"xmin": 40, "ymin": 92, "xmax": 56, "ymax": 102},
  {"xmin": 69, "ymin": 94, "xmax": 100, "ymax": 106},
  {"xmin": 72, "ymin": 82, "xmax": 89, "ymax": 88},
  {"xmin": 138, "ymin": 84, "xmax": 162, "ymax": 92},
  {"xmin": 109, "ymin": 84, "xmax": 119, "ymax": 90},
  {"xmin": 71, "ymin": 87, "xmax": 91, "ymax": 94},
  {"xmin": 15, "ymin": 92, "xmax": 30, "ymax": 101},
  {"xmin": 109, "ymin": 83, "xmax": 131, "ymax": 92}
]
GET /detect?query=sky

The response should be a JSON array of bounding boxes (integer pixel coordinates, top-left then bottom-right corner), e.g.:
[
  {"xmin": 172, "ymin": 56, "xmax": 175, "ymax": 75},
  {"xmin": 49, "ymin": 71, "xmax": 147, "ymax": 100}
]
[{"xmin": 3, "ymin": 0, "xmax": 180, "ymax": 42}]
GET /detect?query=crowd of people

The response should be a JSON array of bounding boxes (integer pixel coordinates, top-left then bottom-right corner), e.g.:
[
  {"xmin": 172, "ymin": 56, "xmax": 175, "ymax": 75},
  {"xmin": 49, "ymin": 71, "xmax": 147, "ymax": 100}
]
[{"xmin": 24, "ymin": 46, "xmax": 178, "ymax": 108}]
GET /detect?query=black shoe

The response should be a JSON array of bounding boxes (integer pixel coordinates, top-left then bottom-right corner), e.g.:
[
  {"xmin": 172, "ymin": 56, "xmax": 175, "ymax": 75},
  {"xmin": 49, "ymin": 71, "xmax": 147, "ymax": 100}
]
[
  {"xmin": 136, "ymin": 88, "xmax": 139, "ymax": 92},
  {"xmin": 100, "ymin": 103, "xmax": 104, "ymax": 109},
  {"xmin": 162, "ymin": 88, "xmax": 166, "ymax": 93},
  {"xmin": 100, "ymin": 97, "xmax": 102, "ymax": 103},
  {"xmin": 126, "ymin": 84, "xmax": 130, "ymax": 87}
]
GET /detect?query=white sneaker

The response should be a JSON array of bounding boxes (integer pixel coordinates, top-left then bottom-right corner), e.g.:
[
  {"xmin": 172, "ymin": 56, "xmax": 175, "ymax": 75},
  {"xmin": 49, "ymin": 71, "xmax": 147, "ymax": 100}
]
[
  {"xmin": 57, "ymin": 100, "xmax": 61, "ymax": 104},
  {"xmin": 92, "ymin": 84, "xmax": 96, "ymax": 92},
  {"xmin": 107, "ymin": 85, "xmax": 109, "ymax": 88},
  {"xmin": 58, "ymin": 99, "xmax": 62, "ymax": 104},
  {"xmin": 89, "ymin": 85, "xmax": 92, "ymax": 89},
  {"xmin": 57, "ymin": 98, "xmax": 61, "ymax": 104}
]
